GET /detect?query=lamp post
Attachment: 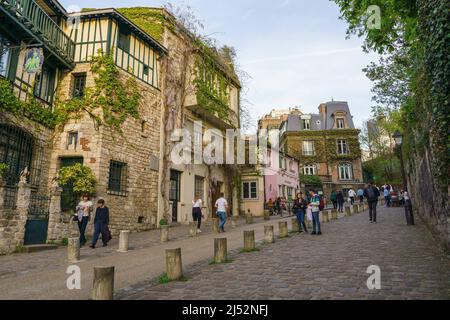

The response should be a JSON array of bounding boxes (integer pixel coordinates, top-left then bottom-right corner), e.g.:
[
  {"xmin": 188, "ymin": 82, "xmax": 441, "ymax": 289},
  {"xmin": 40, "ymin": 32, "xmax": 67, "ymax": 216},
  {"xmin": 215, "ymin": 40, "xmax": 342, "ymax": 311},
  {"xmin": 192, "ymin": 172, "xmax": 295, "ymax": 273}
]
[{"xmin": 393, "ymin": 131, "xmax": 414, "ymax": 225}]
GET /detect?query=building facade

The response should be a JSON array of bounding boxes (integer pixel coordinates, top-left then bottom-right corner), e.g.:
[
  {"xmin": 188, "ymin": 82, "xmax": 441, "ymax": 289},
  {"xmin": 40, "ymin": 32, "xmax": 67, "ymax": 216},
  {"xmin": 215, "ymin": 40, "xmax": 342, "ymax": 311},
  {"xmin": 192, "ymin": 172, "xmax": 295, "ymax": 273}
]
[
  {"xmin": 280, "ymin": 101, "xmax": 364, "ymax": 200},
  {"xmin": 0, "ymin": 2, "xmax": 241, "ymax": 253}
]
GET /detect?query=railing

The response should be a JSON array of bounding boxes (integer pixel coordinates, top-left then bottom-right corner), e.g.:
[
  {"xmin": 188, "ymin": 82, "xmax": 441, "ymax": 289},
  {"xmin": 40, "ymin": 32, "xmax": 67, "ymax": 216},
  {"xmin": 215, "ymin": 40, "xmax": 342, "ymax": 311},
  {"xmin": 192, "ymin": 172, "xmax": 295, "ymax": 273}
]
[
  {"xmin": 28, "ymin": 192, "xmax": 50, "ymax": 219},
  {"xmin": 1, "ymin": 0, "xmax": 75, "ymax": 64}
]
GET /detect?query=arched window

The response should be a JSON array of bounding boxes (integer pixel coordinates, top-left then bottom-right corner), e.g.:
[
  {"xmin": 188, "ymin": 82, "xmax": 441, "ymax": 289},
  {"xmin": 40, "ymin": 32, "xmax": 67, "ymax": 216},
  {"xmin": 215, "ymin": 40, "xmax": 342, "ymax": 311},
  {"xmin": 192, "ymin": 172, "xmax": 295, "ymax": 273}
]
[
  {"xmin": 303, "ymin": 165, "xmax": 317, "ymax": 176},
  {"xmin": 338, "ymin": 163, "xmax": 353, "ymax": 180},
  {"xmin": 0, "ymin": 124, "xmax": 34, "ymax": 185}
]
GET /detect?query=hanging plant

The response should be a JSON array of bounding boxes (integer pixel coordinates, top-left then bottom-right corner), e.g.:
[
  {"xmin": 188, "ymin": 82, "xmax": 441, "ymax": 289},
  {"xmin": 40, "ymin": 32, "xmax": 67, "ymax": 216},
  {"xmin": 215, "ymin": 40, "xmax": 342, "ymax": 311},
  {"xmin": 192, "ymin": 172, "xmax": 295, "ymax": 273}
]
[{"xmin": 57, "ymin": 163, "xmax": 97, "ymax": 194}]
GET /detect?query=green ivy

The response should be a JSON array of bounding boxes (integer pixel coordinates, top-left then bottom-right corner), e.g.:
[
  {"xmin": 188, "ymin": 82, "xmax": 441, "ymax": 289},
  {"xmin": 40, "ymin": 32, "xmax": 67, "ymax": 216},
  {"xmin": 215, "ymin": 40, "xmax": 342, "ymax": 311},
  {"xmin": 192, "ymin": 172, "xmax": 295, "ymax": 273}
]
[
  {"xmin": 300, "ymin": 175, "xmax": 323, "ymax": 186},
  {"xmin": 0, "ymin": 163, "xmax": 8, "ymax": 180},
  {"xmin": 57, "ymin": 163, "xmax": 97, "ymax": 194},
  {"xmin": 55, "ymin": 51, "xmax": 141, "ymax": 132},
  {"xmin": 0, "ymin": 78, "xmax": 58, "ymax": 128}
]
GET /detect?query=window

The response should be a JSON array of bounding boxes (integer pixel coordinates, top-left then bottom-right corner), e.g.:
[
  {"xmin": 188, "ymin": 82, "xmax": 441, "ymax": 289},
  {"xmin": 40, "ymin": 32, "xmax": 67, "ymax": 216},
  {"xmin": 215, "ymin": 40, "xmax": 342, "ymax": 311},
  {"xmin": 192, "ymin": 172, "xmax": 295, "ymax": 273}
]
[
  {"xmin": 143, "ymin": 65, "xmax": 149, "ymax": 76},
  {"xmin": 302, "ymin": 119, "xmax": 311, "ymax": 130},
  {"xmin": 303, "ymin": 165, "xmax": 317, "ymax": 176},
  {"xmin": 242, "ymin": 181, "xmax": 258, "ymax": 200},
  {"xmin": 337, "ymin": 139, "xmax": 349, "ymax": 155},
  {"xmin": 338, "ymin": 163, "xmax": 353, "ymax": 180},
  {"xmin": 194, "ymin": 176, "xmax": 205, "ymax": 200},
  {"xmin": 67, "ymin": 131, "xmax": 78, "ymax": 149},
  {"xmin": 34, "ymin": 65, "xmax": 55, "ymax": 103},
  {"xmin": 118, "ymin": 30, "xmax": 130, "ymax": 52},
  {"xmin": 72, "ymin": 73, "xmax": 86, "ymax": 98},
  {"xmin": 303, "ymin": 141, "xmax": 315, "ymax": 156},
  {"xmin": 337, "ymin": 118, "xmax": 345, "ymax": 129},
  {"xmin": 287, "ymin": 187, "xmax": 293, "ymax": 199},
  {"xmin": 108, "ymin": 161, "xmax": 128, "ymax": 194},
  {"xmin": 0, "ymin": 34, "xmax": 11, "ymax": 77}
]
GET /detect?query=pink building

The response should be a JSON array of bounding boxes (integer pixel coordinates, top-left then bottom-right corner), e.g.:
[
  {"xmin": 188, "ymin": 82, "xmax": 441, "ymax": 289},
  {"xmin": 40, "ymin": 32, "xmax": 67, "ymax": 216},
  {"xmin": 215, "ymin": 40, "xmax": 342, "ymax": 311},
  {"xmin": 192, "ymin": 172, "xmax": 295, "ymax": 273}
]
[{"xmin": 264, "ymin": 149, "xmax": 300, "ymax": 202}]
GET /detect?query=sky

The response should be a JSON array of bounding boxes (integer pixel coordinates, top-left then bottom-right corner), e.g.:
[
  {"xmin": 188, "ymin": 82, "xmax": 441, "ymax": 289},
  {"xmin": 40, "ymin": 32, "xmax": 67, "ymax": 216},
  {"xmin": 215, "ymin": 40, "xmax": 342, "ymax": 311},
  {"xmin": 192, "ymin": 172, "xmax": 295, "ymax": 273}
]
[{"xmin": 60, "ymin": 0, "xmax": 380, "ymax": 132}]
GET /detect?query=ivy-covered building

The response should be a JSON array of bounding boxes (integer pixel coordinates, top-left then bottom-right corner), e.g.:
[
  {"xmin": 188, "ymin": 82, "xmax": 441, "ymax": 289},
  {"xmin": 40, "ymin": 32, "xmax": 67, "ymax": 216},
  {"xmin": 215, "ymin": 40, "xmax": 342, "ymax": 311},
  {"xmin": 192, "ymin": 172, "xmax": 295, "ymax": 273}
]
[
  {"xmin": 121, "ymin": 7, "xmax": 242, "ymax": 224},
  {"xmin": 0, "ymin": 3, "xmax": 242, "ymax": 254},
  {"xmin": 280, "ymin": 101, "xmax": 364, "ymax": 200}
]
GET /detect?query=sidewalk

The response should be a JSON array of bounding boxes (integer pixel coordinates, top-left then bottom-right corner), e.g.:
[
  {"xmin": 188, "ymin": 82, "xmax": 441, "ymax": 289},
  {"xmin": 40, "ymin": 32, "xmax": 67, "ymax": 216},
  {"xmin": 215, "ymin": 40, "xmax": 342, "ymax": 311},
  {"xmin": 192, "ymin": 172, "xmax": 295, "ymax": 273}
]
[{"xmin": 0, "ymin": 214, "xmax": 294, "ymax": 299}]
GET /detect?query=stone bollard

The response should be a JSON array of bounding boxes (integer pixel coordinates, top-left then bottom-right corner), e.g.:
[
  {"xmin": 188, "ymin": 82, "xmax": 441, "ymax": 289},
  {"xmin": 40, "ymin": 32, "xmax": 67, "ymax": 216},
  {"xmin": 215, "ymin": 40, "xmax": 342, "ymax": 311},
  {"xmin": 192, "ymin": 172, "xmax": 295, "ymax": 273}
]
[
  {"xmin": 345, "ymin": 206, "xmax": 351, "ymax": 217},
  {"xmin": 213, "ymin": 218, "xmax": 220, "ymax": 233},
  {"xmin": 307, "ymin": 219, "xmax": 313, "ymax": 229},
  {"xmin": 160, "ymin": 225, "xmax": 169, "ymax": 243},
  {"xmin": 332, "ymin": 209, "xmax": 338, "ymax": 220},
  {"xmin": 188, "ymin": 222, "xmax": 197, "ymax": 237},
  {"xmin": 166, "ymin": 248, "xmax": 183, "ymax": 281},
  {"xmin": 67, "ymin": 238, "xmax": 80, "ymax": 263},
  {"xmin": 214, "ymin": 238, "xmax": 228, "ymax": 264},
  {"xmin": 291, "ymin": 218, "xmax": 300, "ymax": 233},
  {"xmin": 323, "ymin": 211, "xmax": 330, "ymax": 223},
  {"xmin": 231, "ymin": 216, "xmax": 239, "ymax": 228},
  {"xmin": 279, "ymin": 221, "xmax": 288, "ymax": 238},
  {"xmin": 264, "ymin": 210, "xmax": 271, "ymax": 221},
  {"xmin": 244, "ymin": 230, "xmax": 255, "ymax": 251},
  {"xmin": 264, "ymin": 225, "xmax": 274, "ymax": 244},
  {"xmin": 117, "ymin": 230, "xmax": 130, "ymax": 253},
  {"xmin": 245, "ymin": 214, "xmax": 253, "ymax": 225},
  {"xmin": 92, "ymin": 266, "xmax": 115, "ymax": 300},
  {"xmin": 351, "ymin": 205, "xmax": 356, "ymax": 214}
]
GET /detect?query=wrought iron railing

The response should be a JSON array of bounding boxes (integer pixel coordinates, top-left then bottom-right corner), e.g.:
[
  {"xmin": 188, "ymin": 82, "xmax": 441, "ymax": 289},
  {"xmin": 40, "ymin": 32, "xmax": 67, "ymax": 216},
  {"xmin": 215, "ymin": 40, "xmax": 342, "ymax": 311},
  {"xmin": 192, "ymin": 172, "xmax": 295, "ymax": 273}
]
[
  {"xmin": 1, "ymin": 0, "xmax": 75, "ymax": 64},
  {"xmin": 28, "ymin": 192, "xmax": 50, "ymax": 219}
]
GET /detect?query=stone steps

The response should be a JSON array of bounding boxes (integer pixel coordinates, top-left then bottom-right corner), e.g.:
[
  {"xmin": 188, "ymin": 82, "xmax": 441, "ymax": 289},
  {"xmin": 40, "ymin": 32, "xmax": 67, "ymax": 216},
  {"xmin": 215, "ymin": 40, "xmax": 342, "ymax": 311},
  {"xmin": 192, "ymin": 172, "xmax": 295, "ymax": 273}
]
[{"xmin": 22, "ymin": 244, "xmax": 59, "ymax": 253}]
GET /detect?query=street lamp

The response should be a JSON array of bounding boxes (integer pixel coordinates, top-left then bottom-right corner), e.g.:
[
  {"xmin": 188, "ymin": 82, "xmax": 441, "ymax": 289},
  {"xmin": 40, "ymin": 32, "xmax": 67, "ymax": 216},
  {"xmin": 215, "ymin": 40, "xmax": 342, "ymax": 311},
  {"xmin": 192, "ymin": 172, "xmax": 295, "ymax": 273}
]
[
  {"xmin": 393, "ymin": 131, "xmax": 414, "ymax": 225},
  {"xmin": 393, "ymin": 131, "xmax": 403, "ymax": 146}
]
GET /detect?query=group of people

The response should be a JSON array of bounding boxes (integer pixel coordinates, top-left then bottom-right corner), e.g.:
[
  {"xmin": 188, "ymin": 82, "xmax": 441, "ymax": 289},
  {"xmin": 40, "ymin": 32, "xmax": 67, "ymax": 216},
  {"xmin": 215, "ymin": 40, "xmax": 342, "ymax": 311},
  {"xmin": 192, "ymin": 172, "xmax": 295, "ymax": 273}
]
[
  {"xmin": 292, "ymin": 191, "xmax": 324, "ymax": 235},
  {"xmin": 75, "ymin": 195, "xmax": 111, "ymax": 249},
  {"xmin": 266, "ymin": 197, "xmax": 289, "ymax": 217}
]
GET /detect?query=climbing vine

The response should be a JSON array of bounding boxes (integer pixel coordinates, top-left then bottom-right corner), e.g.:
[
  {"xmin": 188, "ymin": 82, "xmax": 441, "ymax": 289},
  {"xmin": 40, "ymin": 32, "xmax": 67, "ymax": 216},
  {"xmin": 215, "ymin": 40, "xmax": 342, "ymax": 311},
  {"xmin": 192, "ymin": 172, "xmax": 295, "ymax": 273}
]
[
  {"xmin": 0, "ymin": 163, "xmax": 8, "ymax": 181},
  {"xmin": 55, "ymin": 51, "xmax": 141, "ymax": 132}
]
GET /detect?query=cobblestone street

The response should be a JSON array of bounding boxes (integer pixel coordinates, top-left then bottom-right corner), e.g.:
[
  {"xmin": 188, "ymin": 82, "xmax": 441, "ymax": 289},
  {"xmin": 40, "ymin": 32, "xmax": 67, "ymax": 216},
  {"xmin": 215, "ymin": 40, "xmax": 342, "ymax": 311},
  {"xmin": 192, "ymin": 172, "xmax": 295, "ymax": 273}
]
[
  {"xmin": 0, "ymin": 206, "xmax": 449, "ymax": 300},
  {"xmin": 117, "ymin": 206, "xmax": 450, "ymax": 300}
]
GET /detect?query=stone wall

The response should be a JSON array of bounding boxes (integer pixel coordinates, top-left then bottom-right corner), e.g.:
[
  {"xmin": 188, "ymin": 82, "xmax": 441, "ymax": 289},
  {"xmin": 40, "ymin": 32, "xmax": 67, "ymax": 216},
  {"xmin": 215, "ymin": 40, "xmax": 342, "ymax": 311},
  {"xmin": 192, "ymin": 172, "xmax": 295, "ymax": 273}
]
[
  {"xmin": 407, "ymin": 148, "xmax": 450, "ymax": 251},
  {"xmin": 47, "ymin": 64, "xmax": 163, "ymax": 237}
]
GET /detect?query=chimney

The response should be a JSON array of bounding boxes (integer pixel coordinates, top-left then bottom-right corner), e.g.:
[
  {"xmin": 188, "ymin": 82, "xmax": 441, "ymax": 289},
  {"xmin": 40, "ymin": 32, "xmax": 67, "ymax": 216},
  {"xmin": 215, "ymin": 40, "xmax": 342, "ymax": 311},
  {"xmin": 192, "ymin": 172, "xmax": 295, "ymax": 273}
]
[{"xmin": 319, "ymin": 103, "xmax": 327, "ymax": 116}]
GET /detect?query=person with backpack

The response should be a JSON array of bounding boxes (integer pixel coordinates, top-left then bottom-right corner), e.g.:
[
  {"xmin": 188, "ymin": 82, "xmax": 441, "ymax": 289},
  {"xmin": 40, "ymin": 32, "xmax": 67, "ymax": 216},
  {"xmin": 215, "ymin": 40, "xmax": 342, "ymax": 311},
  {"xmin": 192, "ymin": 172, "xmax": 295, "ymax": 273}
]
[
  {"xmin": 336, "ymin": 191, "xmax": 345, "ymax": 213},
  {"xmin": 309, "ymin": 190, "xmax": 322, "ymax": 235},
  {"xmin": 364, "ymin": 180, "xmax": 381, "ymax": 223},
  {"xmin": 330, "ymin": 190, "xmax": 338, "ymax": 209}
]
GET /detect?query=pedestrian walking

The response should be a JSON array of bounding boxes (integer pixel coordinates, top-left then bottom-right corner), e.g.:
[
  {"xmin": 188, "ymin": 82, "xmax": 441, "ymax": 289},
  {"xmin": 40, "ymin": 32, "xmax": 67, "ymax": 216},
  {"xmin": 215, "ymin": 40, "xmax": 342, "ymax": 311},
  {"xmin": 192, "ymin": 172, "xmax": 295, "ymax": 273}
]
[
  {"xmin": 364, "ymin": 180, "xmax": 380, "ymax": 223},
  {"xmin": 75, "ymin": 194, "xmax": 93, "ymax": 247},
  {"xmin": 348, "ymin": 188, "xmax": 356, "ymax": 205},
  {"xmin": 215, "ymin": 193, "xmax": 228, "ymax": 233},
  {"xmin": 192, "ymin": 193, "xmax": 204, "ymax": 233},
  {"xmin": 90, "ymin": 199, "xmax": 110, "ymax": 249},
  {"xmin": 293, "ymin": 193, "xmax": 308, "ymax": 233},
  {"xmin": 275, "ymin": 197, "xmax": 282, "ymax": 216},
  {"xmin": 309, "ymin": 190, "xmax": 322, "ymax": 235},
  {"xmin": 337, "ymin": 191, "xmax": 344, "ymax": 213},
  {"xmin": 267, "ymin": 198, "xmax": 274, "ymax": 215},
  {"xmin": 330, "ymin": 190, "xmax": 338, "ymax": 209},
  {"xmin": 404, "ymin": 191, "xmax": 415, "ymax": 225},
  {"xmin": 357, "ymin": 188, "xmax": 364, "ymax": 204},
  {"xmin": 384, "ymin": 187, "xmax": 391, "ymax": 207}
]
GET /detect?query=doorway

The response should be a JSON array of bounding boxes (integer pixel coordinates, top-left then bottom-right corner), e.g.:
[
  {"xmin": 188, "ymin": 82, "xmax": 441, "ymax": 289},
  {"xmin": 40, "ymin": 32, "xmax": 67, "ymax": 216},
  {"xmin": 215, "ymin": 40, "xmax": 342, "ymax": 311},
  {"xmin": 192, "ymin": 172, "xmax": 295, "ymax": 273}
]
[
  {"xmin": 169, "ymin": 170, "xmax": 181, "ymax": 222},
  {"xmin": 210, "ymin": 181, "xmax": 223, "ymax": 216},
  {"xmin": 59, "ymin": 157, "xmax": 84, "ymax": 212}
]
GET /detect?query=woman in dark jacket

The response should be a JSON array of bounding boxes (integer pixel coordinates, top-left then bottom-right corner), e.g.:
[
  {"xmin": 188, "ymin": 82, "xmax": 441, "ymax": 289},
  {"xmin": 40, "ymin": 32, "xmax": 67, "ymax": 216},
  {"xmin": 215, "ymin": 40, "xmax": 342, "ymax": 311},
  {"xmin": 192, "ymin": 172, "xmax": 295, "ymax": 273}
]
[
  {"xmin": 337, "ymin": 191, "xmax": 345, "ymax": 213},
  {"xmin": 293, "ymin": 193, "xmax": 308, "ymax": 233},
  {"xmin": 90, "ymin": 199, "xmax": 110, "ymax": 249}
]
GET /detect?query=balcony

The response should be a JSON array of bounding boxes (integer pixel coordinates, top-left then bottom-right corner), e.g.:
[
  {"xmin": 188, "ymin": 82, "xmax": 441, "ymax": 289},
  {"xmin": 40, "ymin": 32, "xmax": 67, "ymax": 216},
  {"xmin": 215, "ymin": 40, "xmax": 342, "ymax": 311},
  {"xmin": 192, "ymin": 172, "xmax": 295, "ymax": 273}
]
[{"xmin": 0, "ymin": 0, "xmax": 75, "ymax": 67}]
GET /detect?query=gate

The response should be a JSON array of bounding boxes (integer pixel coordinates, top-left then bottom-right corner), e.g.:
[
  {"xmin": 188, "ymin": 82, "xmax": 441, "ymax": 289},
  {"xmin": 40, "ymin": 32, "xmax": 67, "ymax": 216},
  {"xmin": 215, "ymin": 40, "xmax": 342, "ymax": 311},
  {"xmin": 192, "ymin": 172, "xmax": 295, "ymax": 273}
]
[{"xmin": 24, "ymin": 193, "xmax": 50, "ymax": 245}]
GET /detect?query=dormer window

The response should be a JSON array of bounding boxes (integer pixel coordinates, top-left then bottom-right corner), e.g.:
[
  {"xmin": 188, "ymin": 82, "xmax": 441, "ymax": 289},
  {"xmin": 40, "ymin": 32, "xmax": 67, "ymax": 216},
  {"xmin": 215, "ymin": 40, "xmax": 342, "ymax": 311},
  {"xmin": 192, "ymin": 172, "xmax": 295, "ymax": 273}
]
[
  {"xmin": 303, "ymin": 119, "xmax": 311, "ymax": 130},
  {"xmin": 337, "ymin": 118, "xmax": 345, "ymax": 129}
]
